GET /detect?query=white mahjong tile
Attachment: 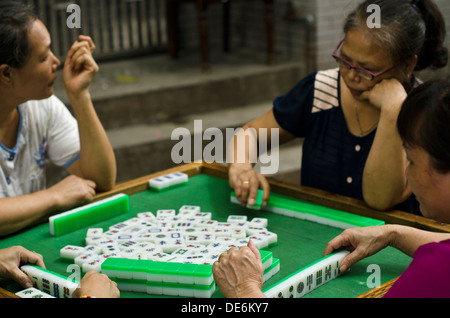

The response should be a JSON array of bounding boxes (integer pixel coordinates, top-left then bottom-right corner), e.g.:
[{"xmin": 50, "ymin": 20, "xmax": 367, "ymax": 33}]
[
  {"xmin": 171, "ymin": 172, "xmax": 188, "ymax": 183},
  {"xmin": 214, "ymin": 236, "xmax": 236, "ymax": 244},
  {"xmin": 224, "ymin": 241, "xmax": 245, "ymax": 250},
  {"xmin": 249, "ymin": 217, "xmax": 268, "ymax": 228},
  {"xmin": 184, "ymin": 254, "xmax": 208, "ymax": 264},
  {"xmin": 115, "ymin": 233, "xmax": 137, "ymax": 242},
  {"xmin": 148, "ymin": 176, "xmax": 169, "ymax": 190},
  {"xmin": 98, "ymin": 240, "xmax": 121, "ymax": 254},
  {"xmin": 191, "ymin": 212, "xmax": 212, "ymax": 220},
  {"xmin": 195, "ymin": 220, "xmax": 218, "ymax": 228},
  {"xmin": 178, "ymin": 205, "xmax": 201, "ymax": 216},
  {"xmin": 156, "ymin": 209, "xmax": 176, "ymax": 218},
  {"xmin": 118, "ymin": 240, "xmax": 139, "ymax": 250},
  {"xmin": 227, "ymin": 215, "xmax": 248, "ymax": 223},
  {"xmin": 256, "ymin": 230, "xmax": 278, "ymax": 245},
  {"xmin": 102, "ymin": 229, "xmax": 121, "ymax": 239},
  {"xmin": 233, "ymin": 222, "xmax": 249, "ymax": 229},
  {"xmin": 248, "ymin": 234, "xmax": 268, "ymax": 249},
  {"xmin": 204, "ymin": 252, "xmax": 221, "ymax": 264},
  {"xmin": 60, "ymin": 245, "xmax": 85, "ymax": 260},
  {"xmin": 207, "ymin": 241, "xmax": 228, "ymax": 251},
  {"xmin": 246, "ymin": 226, "xmax": 267, "ymax": 236},
  {"xmin": 216, "ymin": 222, "xmax": 234, "ymax": 228},
  {"xmin": 231, "ymin": 228, "xmax": 247, "ymax": 239},
  {"xmin": 160, "ymin": 174, "xmax": 176, "ymax": 187},
  {"xmin": 109, "ymin": 223, "xmax": 129, "ymax": 232},
  {"xmin": 154, "ymin": 220, "xmax": 173, "ymax": 228},
  {"xmin": 235, "ymin": 238, "xmax": 250, "ymax": 247},
  {"xmin": 135, "ymin": 242, "xmax": 156, "ymax": 249},
  {"xmin": 171, "ymin": 247, "xmax": 193, "ymax": 257},
  {"xmin": 141, "ymin": 227, "xmax": 166, "ymax": 236},
  {"xmin": 121, "ymin": 225, "xmax": 146, "ymax": 235},
  {"xmin": 154, "ymin": 238, "xmax": 185, "ymax": 253},
  {"xmin": 99, "ymin": 252, "xmax": 122, "ymax": 262},
  {"xmin": 134, "ymin": 233, "xmax": 154, "ymax": 242},
  {"xmin": 83, "ymin": 245, "xmax": 102, "ymax": 255},
  {"xmin": 173, "ymin": 221, "xmax": 195, "ymax": 228},
  {"xmin": 122, "ymin": 217, "xmax": 142, "ymax": 226},
  {"xmin": 146, "ymin": 252, "xmax": 171, "ymax": 262},
  {"xmin": 86, "ymin": 228, "xmax": 103, "ymax": 237},
  {"xmin": 16, "ymin": 287, "xmax": 55, "ymax": 298},
  {"xmin": 120, "ymin": 247, "xmax": 143, "ymax": 260},
  {"xmin": 212, "ymin": 228, "xmax": 231, "ymax": 237},
  {"xmin": 194, "ymin": 227, "xmax": 213, "ymax": 234},
  {"xmin": 137, "ymin": 211, "xmax": 156, "ymax": 219},
  {"xmin": 74, "ymin": 253, "xmax": 97, "ymax": 266},
  {"xmin": 82, "ymin": 257, "xmax": 104, "ymax": 273},
  {"xmin": 185, "ymin": 243, "xmax": 203, "ymax": 248},
  {"xmin": 164, "ymin": 227, "xmax": 182, "ymax": 233},
  {"xmin": 189, "ymin": 247, "xmax": 214, "ymax": 256},
  {"xmin": 85, "ymin": 236, "xmax": 104, "ymax": 246},
  {"xmin": 182, "ymin": 227, "xmax": 199, "ymax": 236},
  {"xmin": 138, "ymin": 247, "xmax": 163, "ymax": 259}
]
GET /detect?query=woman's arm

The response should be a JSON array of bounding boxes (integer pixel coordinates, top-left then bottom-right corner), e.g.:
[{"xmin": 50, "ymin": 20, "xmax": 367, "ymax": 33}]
[
  {"xmin": 228, "ymin": 109, "xmax": 294, "ymax": 208},
  {"xmin": 361, "ymin": 79, "xmax": 411, "ymax": 210},
  {"xmin": 62, "ymin": 36, "xmax": 116, "ymax": 192},
  {"xmin": 0, "ymin": 175, "xmax": 95, "ymax": 236},
  {"xmin": 324, "ymin": 224, "xmax": 450, "ymax": 272}
]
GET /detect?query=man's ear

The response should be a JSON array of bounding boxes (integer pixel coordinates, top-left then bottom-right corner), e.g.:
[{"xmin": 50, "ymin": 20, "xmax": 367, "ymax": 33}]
[{"xmin": 0, "ymin": 64, "xmax": 14, "ymax": 86}]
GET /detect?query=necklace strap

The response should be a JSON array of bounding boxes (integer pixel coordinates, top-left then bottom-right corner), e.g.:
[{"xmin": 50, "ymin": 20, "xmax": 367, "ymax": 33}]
[{"xmin": 354, "ymin": 102, "xmax": 379, "ymax": 137}]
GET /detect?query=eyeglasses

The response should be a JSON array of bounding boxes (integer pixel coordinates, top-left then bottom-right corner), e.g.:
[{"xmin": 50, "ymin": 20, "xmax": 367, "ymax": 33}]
[{"xmin": 332, "ymin": 39, "xmax": 396, "ymax": 81}]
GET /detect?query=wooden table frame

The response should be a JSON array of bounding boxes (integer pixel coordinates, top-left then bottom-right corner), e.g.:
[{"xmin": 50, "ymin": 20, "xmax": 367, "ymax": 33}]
[
  {"xmin": 3, "ymin": 162, "xmax": 449, "ymax": 298},
  {"xmin": 97, "ymin": 162, "xmax": 450, "ymax": 234}
]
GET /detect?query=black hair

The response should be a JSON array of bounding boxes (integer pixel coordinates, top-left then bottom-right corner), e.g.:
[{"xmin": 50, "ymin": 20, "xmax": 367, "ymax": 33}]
[
  {"xmin": 344, "ymin": 0, "xmax": 448, "ymax": 71},
  {"xmin": 0, "ymin": 1, "xmax": 38, "ymax": 68},
  {"xmin": 397, "ymin": 79, "xmax": 450, "ymax": 173}
]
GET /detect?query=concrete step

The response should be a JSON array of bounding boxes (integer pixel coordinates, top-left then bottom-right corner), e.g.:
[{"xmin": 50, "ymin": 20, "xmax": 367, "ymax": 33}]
[
  {"xmin": 107, "ymin": 100, "xmax": 303, "ymax": 183},
  {"xmin": 47, "ymin": 100, "xmax": 303, "ymax": 186},
  {"xmin": 54, "ymin": 54, "xmax": 306, "ymax": 130},
  {"xmin": 48, "ymin": 54, "xmax": 305, "ymax": 186}
]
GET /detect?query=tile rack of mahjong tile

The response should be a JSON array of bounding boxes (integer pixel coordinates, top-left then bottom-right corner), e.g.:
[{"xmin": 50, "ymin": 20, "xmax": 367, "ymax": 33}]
[{"xmin": 1, "ymin": 162, "xmax": 448, "ymax": 298}]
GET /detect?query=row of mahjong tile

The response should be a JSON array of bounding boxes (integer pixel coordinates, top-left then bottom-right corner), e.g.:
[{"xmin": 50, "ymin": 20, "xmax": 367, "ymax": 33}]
[
  {"xmin": 263, "ymin": 251, "xmax": 349, "ymax": 298},
  {"xmin": 19, "ymin": 265, "xmax": 79, "ymax": 298},
  {"xmin": 60, "ymin": 208, "xmax": 277, "ymax": 273},
  {"xmin": 92, "ymin": 208, "xmax": 275, "ymax": 251},
  {"xmin": 63, "ymin": 236, "xmax": 263, "ymax": 274},
  {"xmin": 148, "ymin": 172, "xmax": 188, "ymax": 191},
  {"xmin": 82, "ymin": 219, "xmax": 277, "ymax": 253},
  {"xmin": 99, "ymin": 251, "xmax": 280, "ymax": 298}
]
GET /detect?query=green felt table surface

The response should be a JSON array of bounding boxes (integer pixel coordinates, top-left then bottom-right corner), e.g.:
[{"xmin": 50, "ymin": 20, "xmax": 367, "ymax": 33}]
[{"xmin": 0, "ymin": 174, "xmax": 412, "ymax": 298}]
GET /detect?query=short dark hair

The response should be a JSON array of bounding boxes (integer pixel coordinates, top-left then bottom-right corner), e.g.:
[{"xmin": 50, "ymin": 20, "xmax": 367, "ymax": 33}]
[
  {"xmin": 0, "ymin": 1, "xmax": 38, "ymax": 68},
  {"xmin": 397, "ymin": 79, "xmax": 450, "ymax": 173},
  {"xmin": 344, "ymin": 0, "xmax": 448, "ymax": 71}
]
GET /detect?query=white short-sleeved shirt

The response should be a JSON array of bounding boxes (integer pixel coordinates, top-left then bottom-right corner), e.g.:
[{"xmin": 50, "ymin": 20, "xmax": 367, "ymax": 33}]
[{"xmin": 0, "ymin": 95, "xmax": 80, "ymax": 197}]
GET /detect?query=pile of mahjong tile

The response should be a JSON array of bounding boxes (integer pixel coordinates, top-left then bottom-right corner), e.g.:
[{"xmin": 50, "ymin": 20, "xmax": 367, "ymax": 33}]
[{"xmin": 60, "ymin": 204, "xmax": 278, "ymax": 274}]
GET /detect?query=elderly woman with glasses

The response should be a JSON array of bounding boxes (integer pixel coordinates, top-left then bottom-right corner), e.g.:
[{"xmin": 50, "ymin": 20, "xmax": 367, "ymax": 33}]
[
  {"xmin": 214, "ymin": 79, "xmax": 450, "ymax": 299},
  {"xmin": 228, "ymin": 0, "xmax": 448, "ymax": 213}
]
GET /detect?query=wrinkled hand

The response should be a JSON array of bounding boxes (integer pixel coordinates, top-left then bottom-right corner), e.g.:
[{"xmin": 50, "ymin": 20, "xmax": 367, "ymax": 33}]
[
  {"xmin": 62, "ymin": 35, "xmax": 98, "ymax": 96},
  {"xmin": 212, "ymin": 241, "xmax": 266, "ymax": 298},
  {"xmin": 323, "ymin": 226, "xmax": 392, "ymax": 272},
  {"xmin": 0, "ymin": 246, "xmax": 45, "ymax": 288},
  {"xmin": 72, "ymin": 271, "xmax": 120, "ymax": 298},
  {"xmin": 361, "ymin": 78, "xmax": 407, "ymax": 113},
  {"xmin": 229, "ymin": 164, "xmax": 270, "ymax": 208},
  {"xmin": 45, "ymin": 175, "xmax": 96, "ymax": 211}
]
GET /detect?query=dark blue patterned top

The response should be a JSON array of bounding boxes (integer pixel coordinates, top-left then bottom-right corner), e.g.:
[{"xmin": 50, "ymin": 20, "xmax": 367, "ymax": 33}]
[{"xmin": 273, "ymin": 69, "xmax": 419, "ymax": 213}]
